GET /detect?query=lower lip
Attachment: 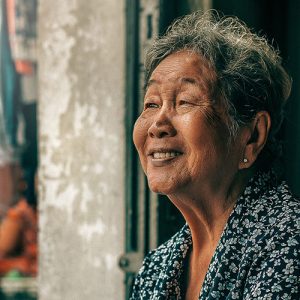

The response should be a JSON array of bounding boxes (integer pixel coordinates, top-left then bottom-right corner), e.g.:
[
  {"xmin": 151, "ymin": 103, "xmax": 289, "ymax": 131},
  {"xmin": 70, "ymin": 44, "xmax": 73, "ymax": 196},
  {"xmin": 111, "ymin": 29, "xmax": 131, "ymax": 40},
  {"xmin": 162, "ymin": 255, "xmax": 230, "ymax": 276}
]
[{"xmin": 149, "ymin": 155, "xmax": 181, "ymax": 167}]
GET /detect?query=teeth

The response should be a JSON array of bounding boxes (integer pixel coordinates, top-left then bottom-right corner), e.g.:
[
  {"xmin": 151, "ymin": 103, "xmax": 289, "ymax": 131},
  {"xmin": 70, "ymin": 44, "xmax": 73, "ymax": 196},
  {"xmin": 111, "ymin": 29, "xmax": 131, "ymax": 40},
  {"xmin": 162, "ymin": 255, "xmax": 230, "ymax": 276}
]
[{"xmin": 153, "ymin": 152, "xmax": 180, "ymax": 159}]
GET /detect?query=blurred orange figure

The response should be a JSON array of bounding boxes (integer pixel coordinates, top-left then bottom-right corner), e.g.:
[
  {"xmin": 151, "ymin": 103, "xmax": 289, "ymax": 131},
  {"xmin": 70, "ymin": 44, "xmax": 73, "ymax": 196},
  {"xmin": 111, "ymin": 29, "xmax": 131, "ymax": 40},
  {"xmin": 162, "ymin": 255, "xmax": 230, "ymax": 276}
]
[{"xmin": 0, "ymin": 197, "xmax": 37, "ymax": 276}]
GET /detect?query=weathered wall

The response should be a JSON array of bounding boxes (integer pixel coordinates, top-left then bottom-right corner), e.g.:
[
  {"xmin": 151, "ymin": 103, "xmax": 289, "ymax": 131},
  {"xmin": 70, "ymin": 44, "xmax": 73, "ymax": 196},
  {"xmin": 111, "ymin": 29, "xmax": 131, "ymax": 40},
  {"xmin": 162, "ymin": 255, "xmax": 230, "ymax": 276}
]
[{"xmin": 38, "ymin": 1, "xmax": 125, "ymax": 299}]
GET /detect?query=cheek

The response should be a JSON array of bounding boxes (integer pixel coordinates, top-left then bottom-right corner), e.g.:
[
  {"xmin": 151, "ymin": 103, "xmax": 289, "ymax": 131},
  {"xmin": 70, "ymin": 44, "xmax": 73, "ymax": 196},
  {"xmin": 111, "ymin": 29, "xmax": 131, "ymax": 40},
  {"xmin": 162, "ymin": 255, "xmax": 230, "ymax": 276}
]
[
  {"xmin": 133, "ymin": 117, "xmax": 146, "ymax": 148},
  {"xmin": 182, "ymin": 117, "xmax": 228, "ymax": 170},
  {"xmin": 133, "ymin": 117, "xmax": 149, "ymax": 167}
]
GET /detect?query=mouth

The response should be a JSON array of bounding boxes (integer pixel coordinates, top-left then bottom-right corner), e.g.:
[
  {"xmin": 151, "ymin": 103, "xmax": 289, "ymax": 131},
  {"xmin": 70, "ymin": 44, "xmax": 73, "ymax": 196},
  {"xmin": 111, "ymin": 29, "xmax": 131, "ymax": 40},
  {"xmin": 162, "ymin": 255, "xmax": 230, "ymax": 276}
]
[
  {"xmin": 148, "ymin": 149, "xmax": 183, "ymax": 164},
  {"xmin": 151, "ymin": 151, "xmax": 181, "ymax": 159}
]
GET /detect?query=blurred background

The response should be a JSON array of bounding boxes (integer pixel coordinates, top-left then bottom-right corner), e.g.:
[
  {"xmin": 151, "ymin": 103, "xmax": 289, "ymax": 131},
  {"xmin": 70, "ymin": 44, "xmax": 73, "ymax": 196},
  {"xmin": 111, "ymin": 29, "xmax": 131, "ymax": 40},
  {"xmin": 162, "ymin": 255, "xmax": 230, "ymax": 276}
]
[{"xmin": 0, "ymin": 0, "xmax": 299, "ymax": 299}]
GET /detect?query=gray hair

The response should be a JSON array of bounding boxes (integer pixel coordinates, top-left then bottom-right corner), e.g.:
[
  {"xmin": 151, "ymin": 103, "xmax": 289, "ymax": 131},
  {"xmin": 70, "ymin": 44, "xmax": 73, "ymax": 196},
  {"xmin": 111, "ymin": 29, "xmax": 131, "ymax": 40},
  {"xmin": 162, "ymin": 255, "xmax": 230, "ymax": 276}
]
[{"xmin": 145, "ymin": 10, "xmax": 292, "ymax": 165}]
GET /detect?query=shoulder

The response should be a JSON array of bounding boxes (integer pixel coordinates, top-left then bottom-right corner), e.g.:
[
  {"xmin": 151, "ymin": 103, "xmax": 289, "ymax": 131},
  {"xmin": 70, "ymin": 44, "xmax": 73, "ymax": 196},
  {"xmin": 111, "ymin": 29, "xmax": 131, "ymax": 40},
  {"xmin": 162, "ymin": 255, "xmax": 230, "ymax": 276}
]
[
  {"xmin": 230, "ymin": 181, "xmax": 300, "ymax": 298},
  {"xmin": 256, "ymin": 181, "xmax": 300, "ymax": 235},
  {"xmin": 243, "ymin": 207, "xmax": 300, "ymax": 299},
  {"xmin": 242, "ymin": 181, "xmax": 300, "ymax": 257},
  {"xmin": 244, "ymin": 182, "xmax": 300, "ymax": 281}
]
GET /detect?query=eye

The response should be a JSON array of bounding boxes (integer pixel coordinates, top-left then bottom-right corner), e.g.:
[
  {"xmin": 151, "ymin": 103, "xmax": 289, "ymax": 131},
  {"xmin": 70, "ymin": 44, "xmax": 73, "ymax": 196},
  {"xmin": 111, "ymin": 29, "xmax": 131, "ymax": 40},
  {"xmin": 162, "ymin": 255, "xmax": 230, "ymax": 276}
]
[
  {"xmin": 178, "ymin": 99, "xmax": 193, "ymax": 106},
  {"xmin": 144, "ymin": 102, "xmax": 159, "ymax": 110}
]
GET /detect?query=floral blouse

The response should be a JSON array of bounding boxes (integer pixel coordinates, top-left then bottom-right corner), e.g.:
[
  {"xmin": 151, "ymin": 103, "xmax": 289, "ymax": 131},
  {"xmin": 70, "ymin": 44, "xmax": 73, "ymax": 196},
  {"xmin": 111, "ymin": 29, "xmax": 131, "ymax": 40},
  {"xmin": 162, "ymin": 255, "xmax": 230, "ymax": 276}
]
[{"xmin": 131, "ymin": 170, "xmax": 300, "ymax": 299}]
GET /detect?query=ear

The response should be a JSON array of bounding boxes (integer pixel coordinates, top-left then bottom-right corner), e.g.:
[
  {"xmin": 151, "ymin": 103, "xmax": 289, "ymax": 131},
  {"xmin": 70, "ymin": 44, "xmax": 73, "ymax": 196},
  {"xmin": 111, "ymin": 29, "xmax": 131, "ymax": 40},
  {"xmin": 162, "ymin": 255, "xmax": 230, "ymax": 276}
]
[{"xmin": 239, "ymin": 111, "xmax": 271, "ymax": 169}]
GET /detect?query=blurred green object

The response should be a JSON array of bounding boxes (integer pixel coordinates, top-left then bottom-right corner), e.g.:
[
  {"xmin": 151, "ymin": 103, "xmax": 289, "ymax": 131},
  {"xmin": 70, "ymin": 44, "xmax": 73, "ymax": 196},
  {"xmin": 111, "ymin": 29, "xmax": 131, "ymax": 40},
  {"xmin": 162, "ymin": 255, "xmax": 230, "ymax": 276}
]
[
  {"xmin": 4, "ymin": 270, "xmax": 23, "ymax": 280},
  {"xmin": 0, "ymin": 290, "xmax": 36, "ymax": 300},
  {"xmin": 0, "ymin": 275, "xmax": 37, "ymax": 300}
]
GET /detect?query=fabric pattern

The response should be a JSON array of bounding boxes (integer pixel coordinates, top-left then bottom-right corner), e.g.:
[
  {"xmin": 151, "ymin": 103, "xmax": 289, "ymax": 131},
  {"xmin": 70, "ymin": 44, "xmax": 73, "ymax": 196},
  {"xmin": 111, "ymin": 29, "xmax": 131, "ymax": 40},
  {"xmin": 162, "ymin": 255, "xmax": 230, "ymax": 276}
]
[{"xmin": 131, "ymin": 170, "xmax": 300, "ymax": 299}]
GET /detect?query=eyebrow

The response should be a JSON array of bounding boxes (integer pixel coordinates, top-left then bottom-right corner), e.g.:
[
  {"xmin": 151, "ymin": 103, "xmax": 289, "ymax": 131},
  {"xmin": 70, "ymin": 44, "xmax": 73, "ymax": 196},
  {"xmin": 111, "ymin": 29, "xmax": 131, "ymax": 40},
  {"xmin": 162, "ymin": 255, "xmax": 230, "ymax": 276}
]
[
  {"xmin": 144, "ymin": 79, "xmax": 158, "ymax": 91},
  {"xmin": 145, "ymin": 77, "xmax": 202, "ymax": 91},
  {"xmin": 180, "ymin": 77, "xmax": 202, "ymax": 88}
]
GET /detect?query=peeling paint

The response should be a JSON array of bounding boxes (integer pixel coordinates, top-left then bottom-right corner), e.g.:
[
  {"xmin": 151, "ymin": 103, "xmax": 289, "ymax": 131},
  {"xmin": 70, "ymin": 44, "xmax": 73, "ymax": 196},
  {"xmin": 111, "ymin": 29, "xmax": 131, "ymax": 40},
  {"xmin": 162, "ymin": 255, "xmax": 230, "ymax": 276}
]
[
  {"xmin": 78, "ymin": 220, "xmax": 106, "ymax": 241},
  {"xmin": 105, "ymin": 253, "xmax": 116, "ymax": 271},
  {"xmin": 73, "ymin": 102, "xmax": 88, "ymax": 135},
  {"xmin": 93, "ymin": 163, "xmax": 104, "ymax": 174},
  {"xmin": 43, "ymin": 182, "xmax": 78, "ymax": 222},
  {"xmin": 87, "ymin": 105, "xmax": 99, "ymax": 125},
  {"xmin": 80, "ymin": 182, "xmax": 93, "ymax": 213}
]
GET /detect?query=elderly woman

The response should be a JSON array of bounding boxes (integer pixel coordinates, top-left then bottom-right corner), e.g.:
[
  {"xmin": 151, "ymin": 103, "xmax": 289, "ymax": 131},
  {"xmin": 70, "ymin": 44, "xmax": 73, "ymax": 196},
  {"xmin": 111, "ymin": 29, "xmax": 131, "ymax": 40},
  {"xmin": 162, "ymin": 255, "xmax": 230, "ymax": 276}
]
[{"xmin": 131, "ymin": 10, "xmax": 299, "ymax": 300}]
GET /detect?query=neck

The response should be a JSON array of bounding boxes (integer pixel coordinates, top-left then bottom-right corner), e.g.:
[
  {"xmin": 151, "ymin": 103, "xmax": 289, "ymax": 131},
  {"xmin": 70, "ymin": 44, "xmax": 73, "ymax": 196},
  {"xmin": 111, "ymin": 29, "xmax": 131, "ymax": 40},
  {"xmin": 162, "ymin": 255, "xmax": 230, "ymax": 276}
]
[{"xmin": 168, "ymin": 169, "xmax": 251, "ymax": 256}]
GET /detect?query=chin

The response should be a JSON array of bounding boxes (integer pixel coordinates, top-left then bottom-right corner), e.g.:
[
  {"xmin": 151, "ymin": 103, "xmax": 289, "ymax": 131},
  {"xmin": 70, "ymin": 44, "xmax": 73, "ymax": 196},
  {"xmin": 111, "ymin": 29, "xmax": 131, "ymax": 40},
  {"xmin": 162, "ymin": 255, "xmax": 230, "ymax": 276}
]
[{"xmin": 147, "ymin": 178, "xmax": 177, "ymax": 195}]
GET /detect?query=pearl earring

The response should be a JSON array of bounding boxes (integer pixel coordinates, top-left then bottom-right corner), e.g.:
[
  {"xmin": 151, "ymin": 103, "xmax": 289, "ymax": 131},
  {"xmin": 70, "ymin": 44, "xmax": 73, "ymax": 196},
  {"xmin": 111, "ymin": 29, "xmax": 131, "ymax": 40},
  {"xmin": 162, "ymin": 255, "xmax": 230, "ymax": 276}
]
[{"xmin": 243, "ymin": 158, "xmax": 248, "ymax": 163}]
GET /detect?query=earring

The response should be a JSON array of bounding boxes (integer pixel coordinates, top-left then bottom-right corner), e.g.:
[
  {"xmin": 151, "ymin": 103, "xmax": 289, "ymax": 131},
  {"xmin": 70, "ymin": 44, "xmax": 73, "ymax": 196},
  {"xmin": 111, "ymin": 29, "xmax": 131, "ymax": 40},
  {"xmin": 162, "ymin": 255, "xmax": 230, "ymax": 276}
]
[{"xmin": 243, "ymin": 158, "xmax": 248, "ymax": 163}]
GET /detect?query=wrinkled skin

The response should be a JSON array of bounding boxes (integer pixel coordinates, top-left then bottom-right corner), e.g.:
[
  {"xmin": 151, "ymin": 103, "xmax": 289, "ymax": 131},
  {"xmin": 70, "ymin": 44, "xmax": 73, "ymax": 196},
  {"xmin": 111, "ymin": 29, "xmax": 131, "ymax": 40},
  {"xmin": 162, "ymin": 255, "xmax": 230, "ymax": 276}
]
[{"xmin": 133, "ymin": 51, "xmax": 245, "ymax": 200}]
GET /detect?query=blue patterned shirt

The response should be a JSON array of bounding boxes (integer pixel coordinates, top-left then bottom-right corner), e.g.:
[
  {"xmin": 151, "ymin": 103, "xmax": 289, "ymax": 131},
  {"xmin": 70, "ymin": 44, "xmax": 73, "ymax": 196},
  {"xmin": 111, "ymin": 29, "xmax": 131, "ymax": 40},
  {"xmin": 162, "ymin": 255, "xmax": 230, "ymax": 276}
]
[{"xmin": 131, "ymin": 170, "xmax": 300, "ymax": 299}]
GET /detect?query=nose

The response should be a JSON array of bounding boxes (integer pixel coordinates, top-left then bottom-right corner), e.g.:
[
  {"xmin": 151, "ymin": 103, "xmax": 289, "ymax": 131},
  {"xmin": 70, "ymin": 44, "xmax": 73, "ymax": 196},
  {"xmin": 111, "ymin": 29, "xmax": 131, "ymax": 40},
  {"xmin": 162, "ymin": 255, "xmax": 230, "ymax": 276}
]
[{"xmin": 147, "ymin": 109, "xmax": 176, "ymax": 138}]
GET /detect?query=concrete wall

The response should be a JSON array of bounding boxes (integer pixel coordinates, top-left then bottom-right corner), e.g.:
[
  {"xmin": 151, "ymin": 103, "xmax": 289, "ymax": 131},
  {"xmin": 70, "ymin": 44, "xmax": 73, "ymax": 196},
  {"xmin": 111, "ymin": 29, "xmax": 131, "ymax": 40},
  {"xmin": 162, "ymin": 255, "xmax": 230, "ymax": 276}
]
[{"xmin": 38, "ymin": 1, "xmax": 125, "ymax": 299}]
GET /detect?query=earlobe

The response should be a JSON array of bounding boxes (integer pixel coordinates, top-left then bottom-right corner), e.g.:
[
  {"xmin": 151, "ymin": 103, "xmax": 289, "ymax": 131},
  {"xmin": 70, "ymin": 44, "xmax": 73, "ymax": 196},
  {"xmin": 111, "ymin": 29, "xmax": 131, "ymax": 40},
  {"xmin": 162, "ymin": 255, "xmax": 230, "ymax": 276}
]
[{"xmin": 239, "ymin": 111, "xmax": 271, "ymax": 169}]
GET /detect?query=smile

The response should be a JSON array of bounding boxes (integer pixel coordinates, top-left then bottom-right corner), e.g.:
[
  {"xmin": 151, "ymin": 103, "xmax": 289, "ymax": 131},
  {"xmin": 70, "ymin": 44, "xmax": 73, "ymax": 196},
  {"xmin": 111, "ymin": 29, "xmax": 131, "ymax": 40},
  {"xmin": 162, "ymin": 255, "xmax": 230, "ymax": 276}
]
[{"xmin": 152, "ymin": 152, "xmax": 181, "ymax": 159}]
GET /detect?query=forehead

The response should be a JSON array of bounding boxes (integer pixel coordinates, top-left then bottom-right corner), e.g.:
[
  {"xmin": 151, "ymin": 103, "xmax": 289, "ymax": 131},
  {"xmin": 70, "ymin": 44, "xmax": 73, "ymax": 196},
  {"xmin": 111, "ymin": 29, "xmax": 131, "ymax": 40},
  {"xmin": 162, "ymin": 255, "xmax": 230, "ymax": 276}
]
[{"xmin": 148, "ymin": 51, "xmax": 216, "ymax": 88}]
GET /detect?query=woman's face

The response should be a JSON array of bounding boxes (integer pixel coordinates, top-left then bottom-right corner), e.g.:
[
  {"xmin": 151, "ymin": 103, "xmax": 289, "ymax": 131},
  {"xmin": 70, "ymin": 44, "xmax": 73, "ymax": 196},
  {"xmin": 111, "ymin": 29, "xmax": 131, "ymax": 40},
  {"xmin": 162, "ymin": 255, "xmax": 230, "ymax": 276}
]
[{"xmin": 133, "ymin": 51, "xmax": 244, "ymax": 196}]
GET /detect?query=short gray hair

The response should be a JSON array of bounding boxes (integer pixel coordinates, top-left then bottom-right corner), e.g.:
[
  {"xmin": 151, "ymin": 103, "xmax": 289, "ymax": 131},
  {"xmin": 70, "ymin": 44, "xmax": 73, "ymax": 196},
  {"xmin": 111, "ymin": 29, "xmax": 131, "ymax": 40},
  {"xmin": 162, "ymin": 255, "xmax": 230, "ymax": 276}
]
[{"xmin": 145, "ymin": 10, "xmax": 292, "ymax": 165}]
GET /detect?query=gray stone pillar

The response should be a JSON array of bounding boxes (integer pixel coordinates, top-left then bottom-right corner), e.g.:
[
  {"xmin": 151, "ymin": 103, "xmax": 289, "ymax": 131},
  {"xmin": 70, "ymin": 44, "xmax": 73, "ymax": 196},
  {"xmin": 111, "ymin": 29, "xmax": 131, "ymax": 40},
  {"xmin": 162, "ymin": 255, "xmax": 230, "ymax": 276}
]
[{"xmin": 38, "ymin": 1, "xmax": 125, "ymax": 299}]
